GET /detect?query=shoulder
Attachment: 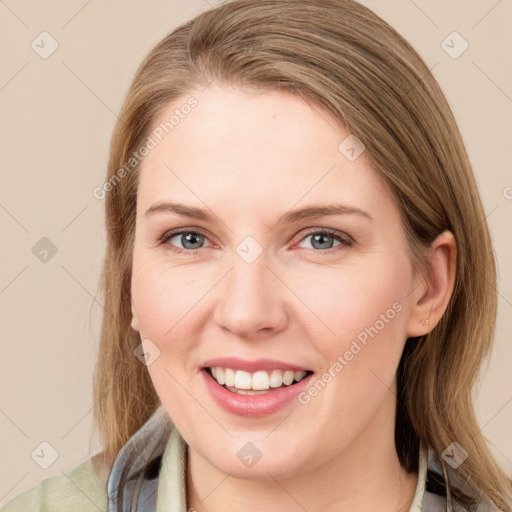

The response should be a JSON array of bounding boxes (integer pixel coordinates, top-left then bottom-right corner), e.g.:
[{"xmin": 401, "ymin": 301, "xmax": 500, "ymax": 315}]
[{"xmin": 1, "ymin": 453, "xmax": 111, "ymax": 512}]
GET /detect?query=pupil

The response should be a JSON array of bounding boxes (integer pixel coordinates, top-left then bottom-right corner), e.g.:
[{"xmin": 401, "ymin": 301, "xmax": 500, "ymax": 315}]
[
  {"xmin": 183, "ymin": 233, "xmax": 203, "ymax": 249},
  {"xmin": 313, "ymin": 233, "xmax": 333, "ymax": 249}
]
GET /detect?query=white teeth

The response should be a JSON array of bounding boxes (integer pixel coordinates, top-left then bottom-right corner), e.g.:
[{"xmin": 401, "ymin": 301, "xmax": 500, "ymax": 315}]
[
  {"xmin": 252, "ymin": 371, "xmax": 269, "ymax": 390},
  {"xmin": 234, "ymin": 370, "xmax": 252, "ymax": 389},
  {"xmin": 209, "ymin": 367, "xmax": 310, "ymax": 392},
  {"xmin": 294, "ymin": 370, "xmax": 306, "ymax": 382},
  {"xmin": 269, "ymin": 369, "xmax": 283, "ymax": 388},
  {"xmin": 224, "ymin": 368, "xmax": 235, "ymax": 387},
  {"xmin": 282, "ymin": 370, "xmax": 294, "ymax": 385},
  {"xmin": 225, "ymin": 386, "xmax": 269, "ymax": 395}
]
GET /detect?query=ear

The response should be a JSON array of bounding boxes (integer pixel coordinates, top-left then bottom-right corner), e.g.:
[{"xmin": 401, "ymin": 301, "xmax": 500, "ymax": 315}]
[
  {"xmin": 130, "ymin": 289, "xmax": 140, "ymax": 332},
  {"xmin": 406, "ymin": 230, "xmax": 457, "ymax": 337}
]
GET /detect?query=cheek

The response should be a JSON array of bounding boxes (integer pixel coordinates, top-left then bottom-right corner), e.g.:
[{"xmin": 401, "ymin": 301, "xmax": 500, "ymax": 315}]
[
  {"xmin": 131, "ymin": 258, "xmax": 206, "ymax": 425},
  {"xmin": 289, "ymin": 267, "xmax": 410, "ymax": 453},
  {"xmin": 292, "ymin": 255, "xmax": 410, "ymax": 349},
  {"xmin": 296, "ymin": 253, "xmax": 412, "ymax": 398},
  {"xmin": 131, "ymin": 255, "xmax": 209, "ymax": 341}
]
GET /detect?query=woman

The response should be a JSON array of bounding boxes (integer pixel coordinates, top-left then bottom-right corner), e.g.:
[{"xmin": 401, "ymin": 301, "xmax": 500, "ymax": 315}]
[{"xmin": 3, "ymin": 0, "xmax": 511, "ymax": 510}]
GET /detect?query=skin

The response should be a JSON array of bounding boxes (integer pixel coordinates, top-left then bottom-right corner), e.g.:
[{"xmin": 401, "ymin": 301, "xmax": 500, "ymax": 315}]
[{"xmin": 130, "ymin": 85, "xmax": 456, "ymax": 512}]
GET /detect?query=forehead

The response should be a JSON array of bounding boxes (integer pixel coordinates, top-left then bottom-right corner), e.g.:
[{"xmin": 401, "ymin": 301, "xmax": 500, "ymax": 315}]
[
  {"xmin": 144, "ymin": 85, "xmax": 340, "ymax": 164},
  {"xmin": 136, "ymin": 86, "xmax": 391, "ymax": 220}
]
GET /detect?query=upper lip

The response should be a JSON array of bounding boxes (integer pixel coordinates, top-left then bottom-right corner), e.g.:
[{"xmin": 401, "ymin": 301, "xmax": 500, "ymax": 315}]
[{"xmin": 202, "ymin": 357, "xmax": 312, "ymax": 373}]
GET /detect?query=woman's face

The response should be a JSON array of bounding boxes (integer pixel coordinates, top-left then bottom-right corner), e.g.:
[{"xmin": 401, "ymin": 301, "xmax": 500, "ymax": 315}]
[{"xmin": 131, "ymin": 85, "xmax": 422, "ymax": 479}]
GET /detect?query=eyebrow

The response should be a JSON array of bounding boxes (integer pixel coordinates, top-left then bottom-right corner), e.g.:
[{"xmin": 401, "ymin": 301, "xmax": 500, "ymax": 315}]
[{"xmin": 144, "ymin": 201, "xmax": 373, "ymax": 224}]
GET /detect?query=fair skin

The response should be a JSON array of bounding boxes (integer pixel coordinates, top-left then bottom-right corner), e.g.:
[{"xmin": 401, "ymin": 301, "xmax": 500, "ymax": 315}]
[{"xmin": 130, "ymin": 85, "xmax": 456, "ymax": 512}]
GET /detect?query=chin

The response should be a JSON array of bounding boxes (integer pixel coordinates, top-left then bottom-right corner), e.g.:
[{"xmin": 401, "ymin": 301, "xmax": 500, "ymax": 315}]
[{"xmin": 199, "ymin": 439, "xmax": 313, "ymax": 482}]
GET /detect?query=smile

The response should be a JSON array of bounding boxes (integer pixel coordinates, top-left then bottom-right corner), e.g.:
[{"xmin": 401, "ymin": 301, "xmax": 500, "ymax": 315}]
[
  {"xmin": 201, "ymin": 366, "xmax": 315, "ymax": 417},
  {"xmin": 208, "ymin": 367, "xmax": 312, "ymax": 394}
]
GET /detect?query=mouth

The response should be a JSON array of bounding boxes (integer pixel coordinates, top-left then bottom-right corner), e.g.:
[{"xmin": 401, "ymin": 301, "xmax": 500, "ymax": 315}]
[{"xmin": 204, "ymin": 366, "xmax": 314, "ymax": 395}]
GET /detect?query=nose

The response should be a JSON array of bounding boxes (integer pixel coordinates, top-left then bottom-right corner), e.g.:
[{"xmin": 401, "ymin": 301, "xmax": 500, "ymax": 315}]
[{"xmin": 212, "ymin": 255, "xmax": 289, "ymax": 340}]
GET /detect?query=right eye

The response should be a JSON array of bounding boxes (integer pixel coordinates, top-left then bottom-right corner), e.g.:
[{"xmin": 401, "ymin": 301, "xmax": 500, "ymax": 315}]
[{"xmin": 159, "ymin": 229, "xmax": 213, "ymax": 254}]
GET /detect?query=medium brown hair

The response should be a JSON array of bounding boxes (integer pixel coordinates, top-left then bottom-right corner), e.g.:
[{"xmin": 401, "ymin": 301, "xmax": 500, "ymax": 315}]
[{"xmin": 92, "ymin": 0, "xmax": 512, "ymax": 508}]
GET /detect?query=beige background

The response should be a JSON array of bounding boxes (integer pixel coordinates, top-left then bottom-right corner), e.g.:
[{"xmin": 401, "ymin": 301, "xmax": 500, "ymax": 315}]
[{"xmin": 1, "ymin": 0, "xmax": 511, "ymax": 505}]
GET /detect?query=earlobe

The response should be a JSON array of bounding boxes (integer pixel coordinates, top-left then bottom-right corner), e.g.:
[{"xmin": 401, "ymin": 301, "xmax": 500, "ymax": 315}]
[
  {"xmin": 406, "ymin": 230, "xmax": 456, "ymax": 338},
  {"xmin": 130, "ymin": 291, "xmax": 140, "ymax": 332}
]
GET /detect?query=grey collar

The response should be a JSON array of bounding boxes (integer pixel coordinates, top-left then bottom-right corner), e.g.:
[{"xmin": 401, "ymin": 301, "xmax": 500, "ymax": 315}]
[{"xmin": 107, "ymin": 405, "xmax": 172, "ymax": 512}]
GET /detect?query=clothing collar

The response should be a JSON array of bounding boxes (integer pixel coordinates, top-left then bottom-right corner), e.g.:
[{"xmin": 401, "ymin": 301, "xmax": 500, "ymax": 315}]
[
  {"xmin": 107, "ymin": 405, "xmax": 173, "ymax": 511},
  {"xmin": 107, "ymin": 404, "xmax": 498, "ymax": 511}
]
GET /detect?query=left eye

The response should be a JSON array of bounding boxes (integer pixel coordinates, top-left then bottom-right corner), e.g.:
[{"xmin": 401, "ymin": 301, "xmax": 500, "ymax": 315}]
[
  {"xmin": 297, "ymin": 230, "xmax": 350, "ymax": 251},
  {"xmin": 163, "ymin": 231, "xmax": 211, "ymax": 251}
]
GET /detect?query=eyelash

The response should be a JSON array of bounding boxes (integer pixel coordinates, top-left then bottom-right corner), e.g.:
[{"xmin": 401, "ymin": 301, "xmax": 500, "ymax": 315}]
[{"xmin": 157, "ymin": 227, "xmax": 354, "ymax": 255}]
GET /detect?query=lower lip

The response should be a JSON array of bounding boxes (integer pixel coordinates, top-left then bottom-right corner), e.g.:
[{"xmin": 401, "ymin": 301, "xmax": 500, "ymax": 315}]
[{"xmin": 201, "ymin": 368, "xmax": 315, "ymax": 417}]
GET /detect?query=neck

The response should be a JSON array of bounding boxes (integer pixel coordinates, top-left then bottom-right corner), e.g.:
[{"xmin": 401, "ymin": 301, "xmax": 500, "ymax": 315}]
[{"xmin": 186, "ymin": 391, "xmax": 418, "ymax": 512}]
